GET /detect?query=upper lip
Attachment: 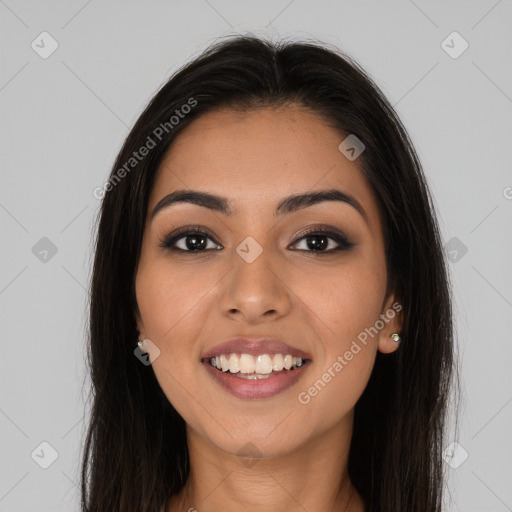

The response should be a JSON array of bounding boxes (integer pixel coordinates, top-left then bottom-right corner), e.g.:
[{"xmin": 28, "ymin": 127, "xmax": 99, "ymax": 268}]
[{"xmin": 201, "ymin": 337, "xmax": 312, "ymax": 361}]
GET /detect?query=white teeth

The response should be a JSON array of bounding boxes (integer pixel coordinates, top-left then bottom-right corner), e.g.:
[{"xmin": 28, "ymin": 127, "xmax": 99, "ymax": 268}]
[
  {"xmin": 228, "ymin": 353, "xmax": 240, "ymax": 373},
  {"xmin": 272, "ymin": 353, "xmax": 284, "ymax": 371},
  {"xmin": 208, "ymin": 353, "xmax": 305, "ymax": 373},
  {"xmin": 239, "ymin": 354, "xmax": 256, "ymax": 373},
  {"xmin": 220, "ymin": 354, "xmax": 229, "ymax": 372},
  {"xmin": 255, "ymin": 354, "xmax": 273, "ymax": 374},
  {"xmin": 236, "ymin": 373, "xmax": 272, "ymax": 379}
]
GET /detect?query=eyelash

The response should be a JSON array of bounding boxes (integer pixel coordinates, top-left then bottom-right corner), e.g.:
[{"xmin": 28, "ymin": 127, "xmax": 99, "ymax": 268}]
[{"xmin": 158, "ymin": 225, "xmax": 355, "ymax": 256}]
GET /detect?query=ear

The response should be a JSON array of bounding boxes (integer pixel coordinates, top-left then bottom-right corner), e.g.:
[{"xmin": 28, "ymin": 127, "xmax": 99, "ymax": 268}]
[
  {"xmin": 377, "ymin": 293, "xmax": 403, "ymax": 354},
  {"xmin": 135, "ymin": 308, "xmax": 145, "ymax": 340}
]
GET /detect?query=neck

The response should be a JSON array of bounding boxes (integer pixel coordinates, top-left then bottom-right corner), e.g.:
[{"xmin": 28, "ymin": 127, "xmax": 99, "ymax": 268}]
[{"xmin": 167, "ymin": 412, "xmax": 365, "ymax": 512}]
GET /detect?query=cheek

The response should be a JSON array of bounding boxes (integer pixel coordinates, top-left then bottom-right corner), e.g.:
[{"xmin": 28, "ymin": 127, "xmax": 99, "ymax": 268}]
[
  {"xmin": 291, "ymin": 259, "xmax": 384, "ymax": 407},
  {"xmin": 294, "ymin": 283, "xmax": 379, "ymax": 421},
  {"xmin": 135, "ymin": 258, "xmax": 217, "ymax": 425},
  {"xmin": 135, "ymin": 257, "xmax": 216, "ymax": 347},
  {"xmin": 296, "ymin": 255, "xmax": 386, "ymax": 345}
]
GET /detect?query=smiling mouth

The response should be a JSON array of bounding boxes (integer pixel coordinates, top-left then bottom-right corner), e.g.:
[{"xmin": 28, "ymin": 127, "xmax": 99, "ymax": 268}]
[{"xmin": 202, "ymin": 353, "xmax": 312, "ymax": 379}]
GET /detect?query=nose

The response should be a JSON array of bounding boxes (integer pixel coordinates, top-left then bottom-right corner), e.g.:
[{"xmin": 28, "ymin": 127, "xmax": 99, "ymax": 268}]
[{"xmin": 218, "ymin": 243, "xmax": 292, "ymax": 324}]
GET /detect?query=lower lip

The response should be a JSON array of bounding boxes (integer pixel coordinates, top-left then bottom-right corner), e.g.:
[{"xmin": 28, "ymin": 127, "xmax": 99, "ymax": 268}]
[{"xmin": 202, "ymin": 361, "xmax": 311, "ymax": 399}]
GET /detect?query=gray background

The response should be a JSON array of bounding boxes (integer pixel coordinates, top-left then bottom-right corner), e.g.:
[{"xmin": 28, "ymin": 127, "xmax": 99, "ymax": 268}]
[{"xmin": 1, "ymin": 1, "xmax": 511, "ymax": 510}]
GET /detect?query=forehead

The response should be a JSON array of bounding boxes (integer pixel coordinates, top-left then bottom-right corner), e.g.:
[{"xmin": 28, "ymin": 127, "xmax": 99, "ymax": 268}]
[{"xmin": 150, "ymin": 105, "xmax": 381, "ymax": 233}]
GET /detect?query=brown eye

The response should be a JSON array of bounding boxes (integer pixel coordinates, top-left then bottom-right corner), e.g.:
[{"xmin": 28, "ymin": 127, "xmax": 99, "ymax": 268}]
[
  {"xmin": 290, "ymin": 228, "xmax": 355, "ymax": 254},
  {"xmin": 159, "ymin": 227, "xmax": 222, "ymax": 253}
]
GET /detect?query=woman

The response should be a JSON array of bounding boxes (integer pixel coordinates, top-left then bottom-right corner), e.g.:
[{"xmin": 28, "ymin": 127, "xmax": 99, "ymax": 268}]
[{"xmin": 82, "ymin": 34, "xmax": 458, "ymax": 511}]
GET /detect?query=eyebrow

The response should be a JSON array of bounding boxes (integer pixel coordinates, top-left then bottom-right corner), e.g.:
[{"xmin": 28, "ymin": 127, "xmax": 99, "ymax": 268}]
[{"xmin": 150, "ymin": 188, "xmax": 368, "ymax": 223}]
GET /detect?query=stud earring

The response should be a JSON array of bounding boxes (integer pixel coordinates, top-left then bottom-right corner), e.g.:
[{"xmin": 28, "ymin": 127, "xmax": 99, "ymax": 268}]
[{"xmin": 390, "ymin": 333, "xmax": 401, "ymax": 343}]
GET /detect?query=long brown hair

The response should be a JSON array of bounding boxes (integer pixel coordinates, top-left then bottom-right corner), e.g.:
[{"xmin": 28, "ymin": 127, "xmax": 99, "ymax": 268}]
[{"xmin": 81, "ymin": 34, "xmax": 459, "ymax": 511}]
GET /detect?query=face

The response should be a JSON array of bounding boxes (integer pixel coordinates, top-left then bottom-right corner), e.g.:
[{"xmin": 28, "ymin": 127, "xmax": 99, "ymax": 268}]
[{"xmin": 135, "ymin": 104, "xmax": 401, "ymax": 458}]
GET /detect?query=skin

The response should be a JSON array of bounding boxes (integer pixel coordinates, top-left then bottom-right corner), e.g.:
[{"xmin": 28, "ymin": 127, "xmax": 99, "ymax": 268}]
[{"xmin": 135, "ymin": 103, "xmax": 402, "ymax": 512}]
